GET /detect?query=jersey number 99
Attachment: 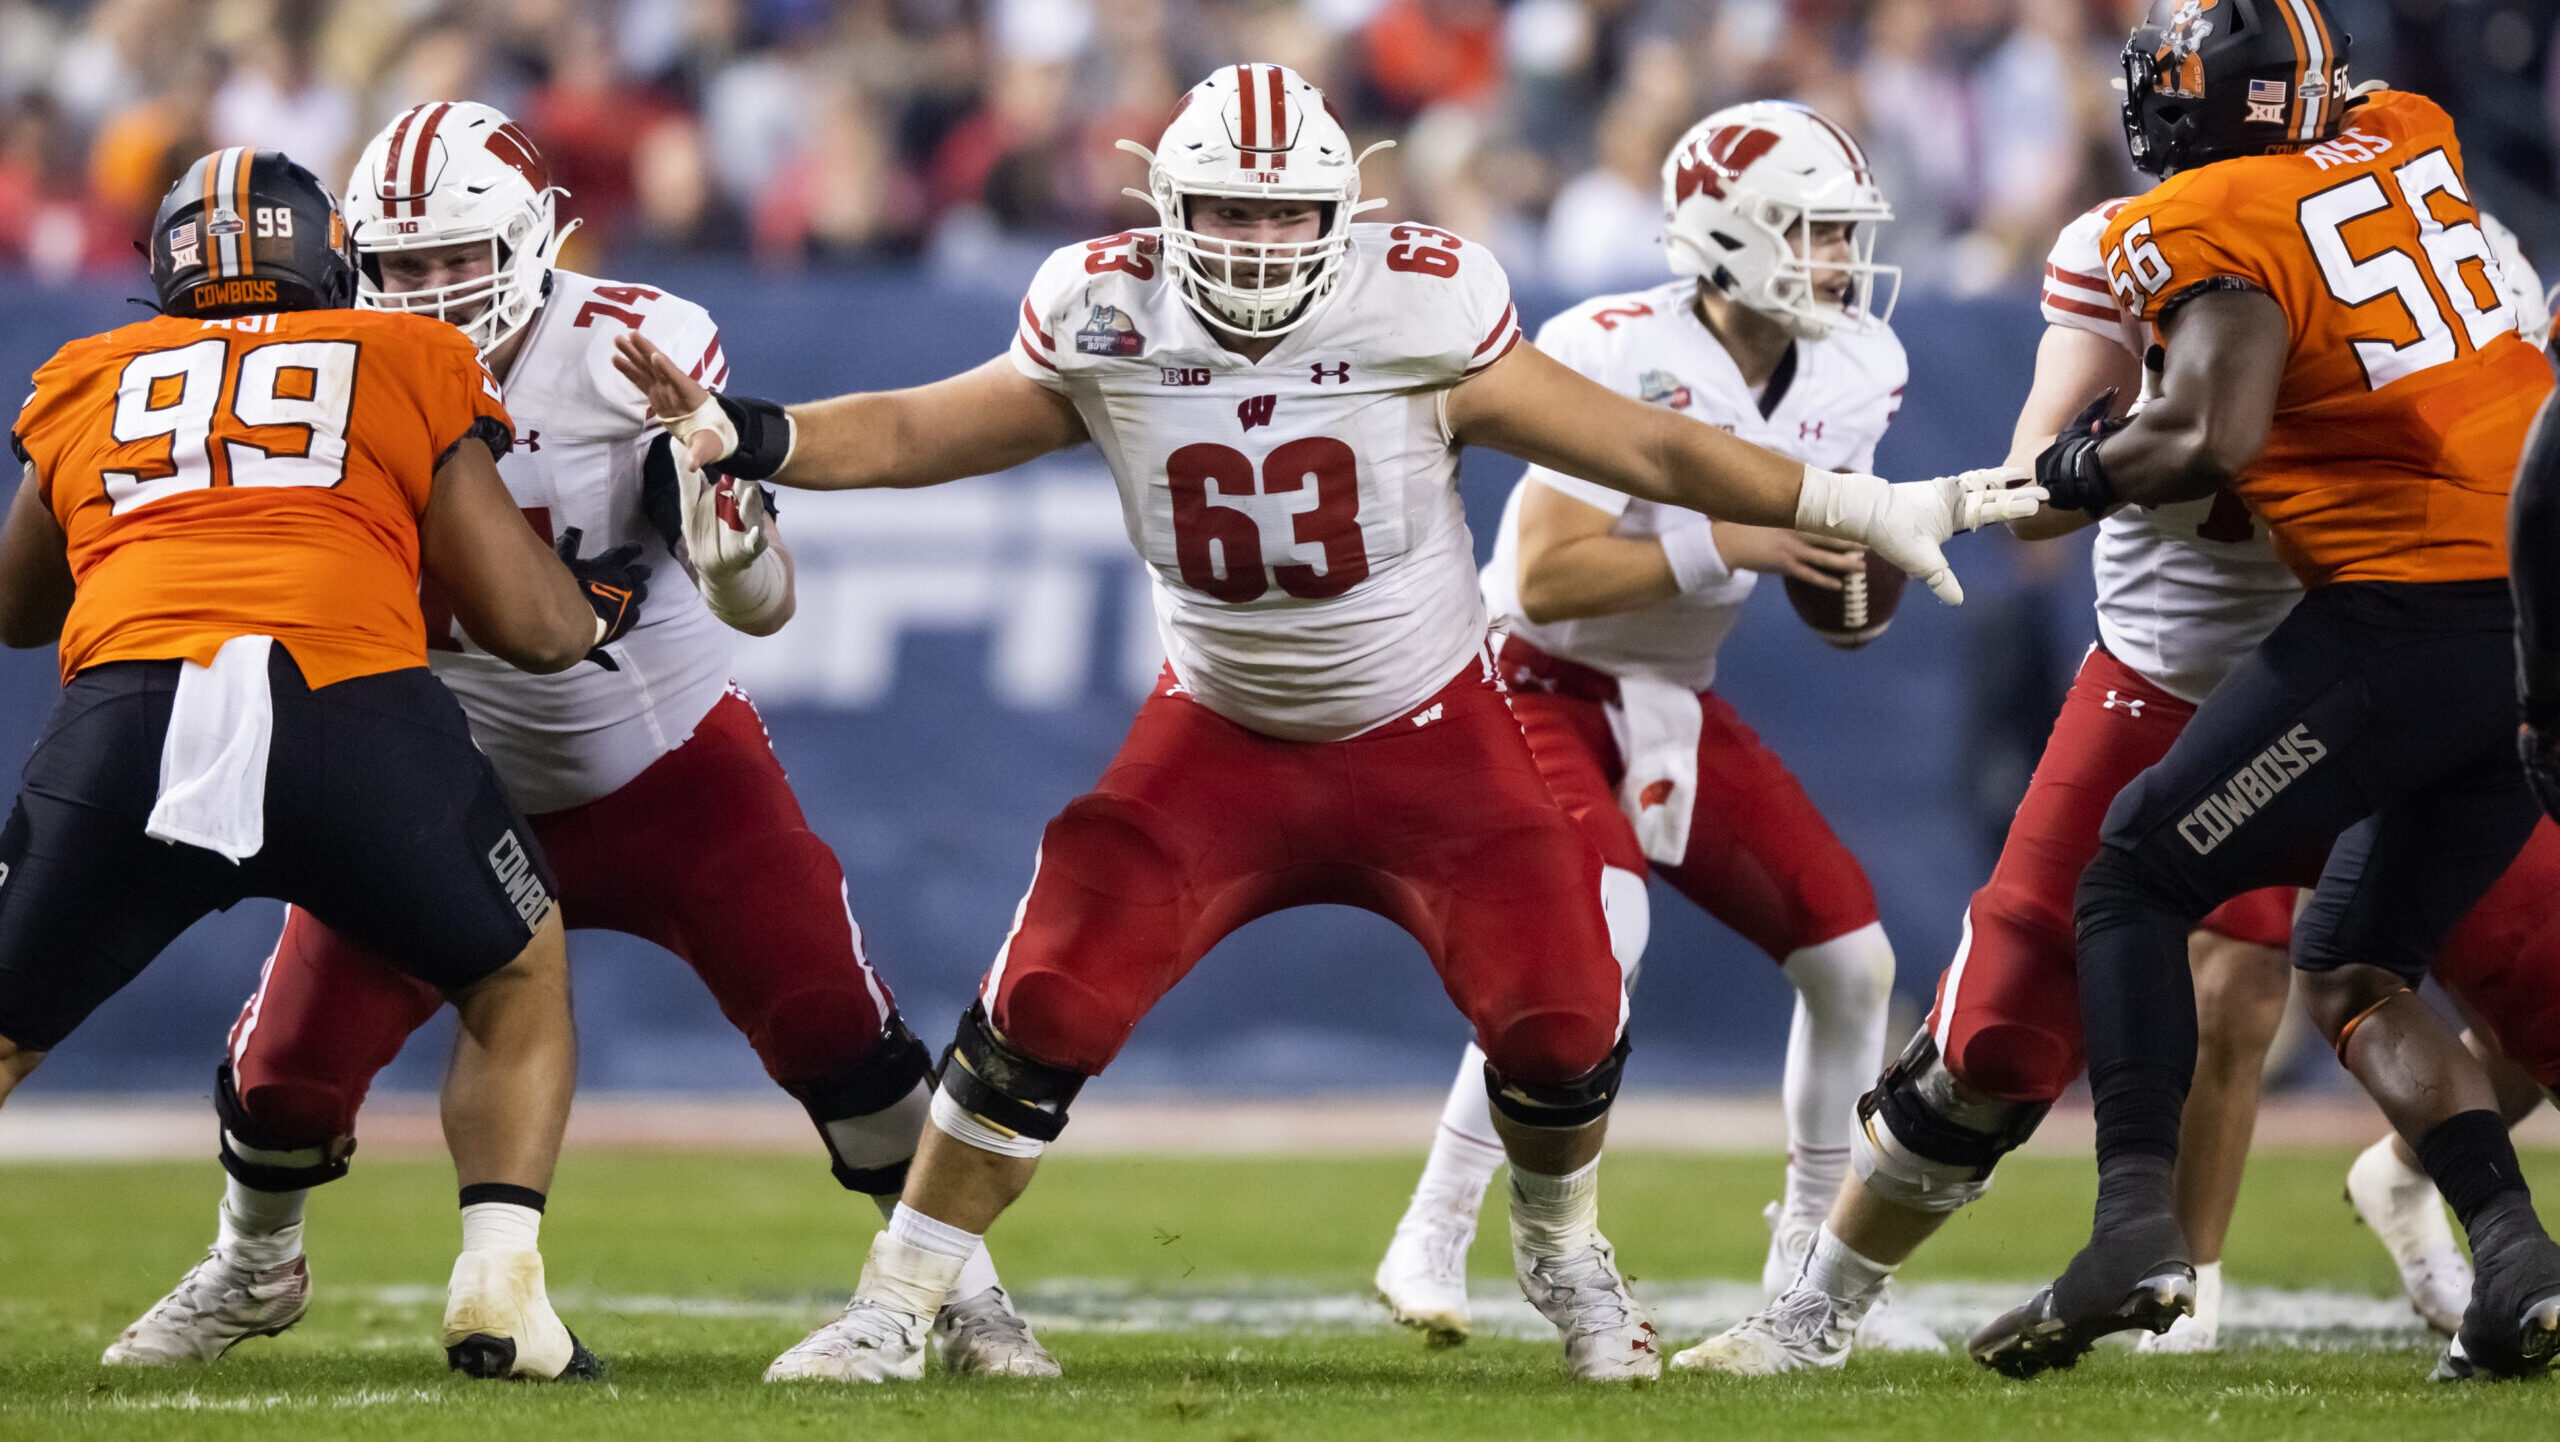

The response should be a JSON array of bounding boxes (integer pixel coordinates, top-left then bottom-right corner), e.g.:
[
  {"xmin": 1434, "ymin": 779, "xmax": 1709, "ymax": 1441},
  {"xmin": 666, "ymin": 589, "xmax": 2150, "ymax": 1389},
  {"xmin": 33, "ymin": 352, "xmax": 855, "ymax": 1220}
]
[{"xmin": 104, "ymin": 338, "xmax": 358, "ymax": 516}]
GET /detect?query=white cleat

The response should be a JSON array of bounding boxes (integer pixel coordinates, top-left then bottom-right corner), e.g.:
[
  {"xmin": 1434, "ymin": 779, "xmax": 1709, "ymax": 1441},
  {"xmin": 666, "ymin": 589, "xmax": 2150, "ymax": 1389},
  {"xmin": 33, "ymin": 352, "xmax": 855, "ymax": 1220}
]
[
  {"xmin": 1853, "ymin": 1283, "xmax": 1945, "ymax": 1353},
  {"xmin": 1517, "ymin": 1237, "xmax": 1660, "ymax": 1381},
  {"xmin": 1674, "ymin": 1285, "xmax": 1853, "ymax": 1375},
  {"xmin": 103, "ymin": 1249, "xmax": 310, "ymax": 1365},
  {"xmin": 933, "ymin": 1285, "xmax": 1059, "ymax": 1377},
  {"xmin": 2346, "ymin": 1137, "xmax": 2472, "ymax": 1336},
  {"xmin": 442, "ymin": 1249, "xmax": 600, "ymax": 1380},
  {"xmin": 1376, "ymin": 1210, "xmax": 1476, "ymax": 1346},
  {"xmin": 767, "ymin": 1296, "xmax": 931, "ymax": 1383},
  {"xmin": 1760, "ymin": 1199, "xmax": 1816, "ymax": 1298}
]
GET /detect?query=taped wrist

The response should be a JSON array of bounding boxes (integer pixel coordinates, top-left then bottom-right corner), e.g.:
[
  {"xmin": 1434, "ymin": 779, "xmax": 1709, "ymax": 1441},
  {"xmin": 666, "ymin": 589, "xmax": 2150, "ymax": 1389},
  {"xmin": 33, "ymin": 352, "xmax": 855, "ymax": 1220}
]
[
  {"xmin": 2035, "ymin": 390, "xmax": 2127, "ymax": 516},
  {"xmin": 1483, "ymin": 1033, "xmax": 1630, "ymax": 1130},
  {"xmin": 707, "ymin": 395, "xmax": 795, "ymax": 482},
  {"xmin": 787, "ymin": 1013, "xmax": 934, "ymax": 1194},
  {"xmin": 1657, "ymin": 522, "xmax": 1731, "ymax": 593},
  {"xmin": 215, "ymin": 1063, "xmax": 352, "ymax": 1193},
  {"xmin": 934, "ymin": 1001, "xmax": 1084, "ymax": 1145},
  {"xmin": 1792, "ymin": 465, "xmax": 1888, "ymax": 545},
  {"xmin": 701, "ymin": 543, "xmax": 789, "ymax": 627}
]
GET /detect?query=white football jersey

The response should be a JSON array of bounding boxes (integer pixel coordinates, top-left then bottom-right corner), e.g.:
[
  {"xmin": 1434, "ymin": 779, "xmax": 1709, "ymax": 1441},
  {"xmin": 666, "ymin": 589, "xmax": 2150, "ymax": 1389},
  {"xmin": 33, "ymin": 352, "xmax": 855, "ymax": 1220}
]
[
  {"xmin": 2042, "ymin": 202, "xmax": 2301, "ymax": 704},
  {"xmin": 1012, "ymin": 224, "xmax": 1522, "ymax": 740},
  {"xmin": 426, "ymin": 270, "xmax": 739, "ymax": 813},
  {"xmin": 1480, "ymin": 279, "xmax": 1906, "ymax": 691}
]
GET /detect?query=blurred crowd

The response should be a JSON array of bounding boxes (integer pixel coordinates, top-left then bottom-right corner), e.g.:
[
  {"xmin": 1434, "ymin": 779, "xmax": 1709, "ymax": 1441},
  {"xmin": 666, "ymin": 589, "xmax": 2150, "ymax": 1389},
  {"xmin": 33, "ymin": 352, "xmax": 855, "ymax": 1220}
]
[{"xmin": 0, "ymin": 0, "xmax": 2552, "ymax": 293}]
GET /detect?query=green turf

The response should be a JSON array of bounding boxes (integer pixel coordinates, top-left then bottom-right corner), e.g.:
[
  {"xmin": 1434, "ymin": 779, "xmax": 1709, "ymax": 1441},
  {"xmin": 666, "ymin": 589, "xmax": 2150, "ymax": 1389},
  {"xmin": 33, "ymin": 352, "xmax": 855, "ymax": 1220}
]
[{"xmin": 1, "ymin": 1147, "xmax": 2555, "ymax": 1439}]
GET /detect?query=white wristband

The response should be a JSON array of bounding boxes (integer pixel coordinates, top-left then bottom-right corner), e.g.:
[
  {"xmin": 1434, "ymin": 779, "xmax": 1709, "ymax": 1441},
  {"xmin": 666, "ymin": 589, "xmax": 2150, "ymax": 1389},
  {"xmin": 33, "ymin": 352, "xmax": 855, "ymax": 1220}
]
[
  {"xmin": 700, "ymin": 543, "xmax": 789, "ymax": 630},
  {"xmin": 1656, "ymin": 521, "xmax": 1731, "ymax": 593}
]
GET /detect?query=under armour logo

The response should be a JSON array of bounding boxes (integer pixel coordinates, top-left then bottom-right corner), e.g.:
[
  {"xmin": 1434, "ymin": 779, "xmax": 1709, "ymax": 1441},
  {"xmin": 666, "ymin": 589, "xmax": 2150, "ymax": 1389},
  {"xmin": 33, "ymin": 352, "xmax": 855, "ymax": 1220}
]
[
  {"xmin": 1799, "ymin": 420, "xmax": 1825, "ymax": 441},
  {"xmin": 1237, "ymin": 394, "xmax": 1277, "ymax": 430},
  {"xmin": 1638, "ymin": 780, "xmax": 1674, "ymax": 810},
  {"xmin": 516, "ymin": 430, "xmax": 540, "ymax": 453},
  {"xmin": 2103, "ymin": 690, "xmax": 2146, "ymax": 717},
  {"xmin": 1410, "ymin": 703, "xmax": 1444, "ymax": 728},
  {"xmin": 1310, "ymin": 361, "xmax": 1350, "ymax": 385}
]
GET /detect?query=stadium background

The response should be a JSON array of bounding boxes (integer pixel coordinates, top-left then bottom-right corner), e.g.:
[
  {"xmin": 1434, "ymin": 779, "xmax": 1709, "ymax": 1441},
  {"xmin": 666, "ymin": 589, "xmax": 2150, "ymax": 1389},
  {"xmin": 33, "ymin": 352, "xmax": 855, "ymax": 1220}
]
[{"xmin": 0, "ymin": 0, "xmax": 2552, "ymax": 1097}]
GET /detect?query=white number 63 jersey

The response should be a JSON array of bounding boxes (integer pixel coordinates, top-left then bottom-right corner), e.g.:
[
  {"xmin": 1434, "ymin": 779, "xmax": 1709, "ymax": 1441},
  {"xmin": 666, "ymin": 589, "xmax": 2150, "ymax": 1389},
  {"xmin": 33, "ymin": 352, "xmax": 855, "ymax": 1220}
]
[{"xmin": 1013, "ymin": 223, "xmax": 1523, "ymax": 741}]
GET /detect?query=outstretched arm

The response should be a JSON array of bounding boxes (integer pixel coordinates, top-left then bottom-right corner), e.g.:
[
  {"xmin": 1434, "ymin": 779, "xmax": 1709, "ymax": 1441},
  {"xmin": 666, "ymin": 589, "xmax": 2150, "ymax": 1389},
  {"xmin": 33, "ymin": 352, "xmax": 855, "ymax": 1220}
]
[
  {"xmin": 1447, "ymin": 342, "xmax": 2041, "ymax": 604},
  {"xmin": 614, "ymin": 334, "xmax": 1087, "ymax": 491},
  {"xmin": 0, "ymin": 462, "xmax": 73, "ymax": 649},
  {"xmin": 1445, "ymin": 341, "xmax": 1806, "ymax": 525},
  {"xmin": 421, "ymin": 435, "xmax": 603, "ymax": 675}
]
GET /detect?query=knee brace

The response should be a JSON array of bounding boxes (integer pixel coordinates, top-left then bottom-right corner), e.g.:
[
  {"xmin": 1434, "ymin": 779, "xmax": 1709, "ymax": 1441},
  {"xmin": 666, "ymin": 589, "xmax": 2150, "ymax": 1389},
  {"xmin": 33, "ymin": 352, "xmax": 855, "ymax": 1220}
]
[
  {"xmin": 930, "ymin": 1001, "xmax": 1086, "ymax": 1159},
  {"xmin": 215, "ymin": 1063, "xmax": 352, "ymax": 1194},
  {"xmin": 783, "ymin": 1012, "xmax": 934, "ymax": 1196},
  {"xmin": 1849, "ymin": 1032, "xmax": 2047, "ymax": 1214},
  {"xmin": 1484, "ymin": 1033, "xmax": 1631, "ymax": 1130}
]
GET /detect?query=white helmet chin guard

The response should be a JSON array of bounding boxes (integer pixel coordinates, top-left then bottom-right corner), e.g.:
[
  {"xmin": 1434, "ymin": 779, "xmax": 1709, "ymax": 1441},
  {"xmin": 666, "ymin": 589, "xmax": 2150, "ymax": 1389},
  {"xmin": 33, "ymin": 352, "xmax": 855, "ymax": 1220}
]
[
  {"xmin": 1662, "ymin": 101, "xmax": 1898, "ymax": 340},
  {"xmin": 1117, "ymin": 63, "xmax": 1391, "ymax": 339},
  {"xmin": 344, "ymin": 101, "xmax": 577, "ymax": 356}
]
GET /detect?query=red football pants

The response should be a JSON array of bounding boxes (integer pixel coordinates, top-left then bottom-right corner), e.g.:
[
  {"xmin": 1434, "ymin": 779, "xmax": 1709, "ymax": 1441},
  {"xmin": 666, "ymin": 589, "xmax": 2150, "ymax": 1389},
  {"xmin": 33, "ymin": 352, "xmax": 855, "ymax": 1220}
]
[
  {"xmin": 2435, "ymin": 817, "xmax": 2560, "ymax": 1090},
  {"xmin": 980, "ymin": 663, "xmax": 1626, "ymax": 1084},
  {"xmin": 1926, "ymin": 648, "xmax": 2299, "ymax": 1102},
  {"xmin": 1497, "ymin": 636, "xmax": 1880, "ymax": 961},
  {"xmin": 225, "ymin": 688, "xmax": 896, "ymax": 1145}
]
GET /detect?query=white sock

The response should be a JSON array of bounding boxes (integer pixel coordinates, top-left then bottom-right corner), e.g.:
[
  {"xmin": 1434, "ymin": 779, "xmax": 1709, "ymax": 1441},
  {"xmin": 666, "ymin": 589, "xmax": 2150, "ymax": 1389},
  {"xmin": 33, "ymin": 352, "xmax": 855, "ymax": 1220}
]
[
  {"xmin": 870, "ymin": 1194, "xmax": 1003, "ymax": 1300},
  {"xmin": 216, "ymin": 1178, "xmax": 307, "ymax": 1269},
  {"xmin": 460, "ymin": 1201, "xmax": 542, "ymax": 1255},
  {"xmin": 2191, "ymin": 1259, "xmax": 2223, "ymax": 1329},
  {"xmin": 822, "ymin": 1079, "xmax": 930, "ymax": 1181},
  {"xmin": 1800, "ymin": 1224, "xmax": 1893, "ymax": 1321},
  {"xmin": 886, "ymin": 1203, "xmax": 981, "ymax": 1261},
  {"xmin": 1508, "ymin": 1158, "xmax": 1602, "ymax": 1256},
  {"xmin": 1779, "ymin": 923, "xmax": 1894, "ymax": 1224},
  {"xmin": 1404, "ymin": 1044, "xmax": 1507, "ymax": 1229}
]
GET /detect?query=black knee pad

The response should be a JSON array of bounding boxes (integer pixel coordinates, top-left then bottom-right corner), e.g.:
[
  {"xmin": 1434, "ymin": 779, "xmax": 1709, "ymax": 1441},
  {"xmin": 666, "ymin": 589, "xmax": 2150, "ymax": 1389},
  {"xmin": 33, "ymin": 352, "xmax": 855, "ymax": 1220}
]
[
  {"xmin": 784, "ymin": 1012, "xmax": 934, "ymax": 1193},
  {"xmin": 214, "ymin": 1063, "xmax": 352, "ymax": 1193},
  {"xmin": 937, "ymin": 1001, "xmax": 1085, "ymax": 1143},
  {"xmin": 1863, "ymin": 1031, "xmax": 2048, "ymax": 1172},
  {"xmin": 1483, "ymin": 1033, "xmax": 1630, "ymax": 1130}
]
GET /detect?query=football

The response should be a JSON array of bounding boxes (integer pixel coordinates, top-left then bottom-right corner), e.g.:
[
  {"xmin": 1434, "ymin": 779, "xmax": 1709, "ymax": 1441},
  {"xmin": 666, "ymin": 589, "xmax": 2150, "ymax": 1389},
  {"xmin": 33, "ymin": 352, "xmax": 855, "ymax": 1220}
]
[{"xmin": 1783, "ymin": 550, "xmax": 1907, "ymax": 649}]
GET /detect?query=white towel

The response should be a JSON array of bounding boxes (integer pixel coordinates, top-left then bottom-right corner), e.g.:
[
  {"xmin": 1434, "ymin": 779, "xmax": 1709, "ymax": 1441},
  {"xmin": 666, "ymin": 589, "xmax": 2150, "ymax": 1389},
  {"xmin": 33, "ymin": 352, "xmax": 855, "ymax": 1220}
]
[
  {"xmin": 144, "ymin": 635, "xmax": 277, "ymax": 863},
  {"xmin": 1607, "ymin": 674, "xmax": 1703, "ymax": 867}
]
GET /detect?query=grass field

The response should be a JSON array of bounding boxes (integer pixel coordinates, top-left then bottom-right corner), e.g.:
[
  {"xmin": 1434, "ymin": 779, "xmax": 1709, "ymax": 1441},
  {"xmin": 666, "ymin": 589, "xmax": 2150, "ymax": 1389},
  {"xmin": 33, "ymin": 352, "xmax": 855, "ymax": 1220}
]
[{"xmin": 3, "ymin": 1147, "xmax": 2556, "ymax": 1439}]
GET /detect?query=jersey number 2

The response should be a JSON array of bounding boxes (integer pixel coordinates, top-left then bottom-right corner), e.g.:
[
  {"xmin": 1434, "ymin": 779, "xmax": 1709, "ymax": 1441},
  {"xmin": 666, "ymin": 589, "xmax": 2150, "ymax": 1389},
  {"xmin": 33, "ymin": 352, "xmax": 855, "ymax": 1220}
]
[
  {"xmin": 104, "ymin": 339, "xmax": 358, "ymax": 515},
  {"xmin": 1169, "ymin": 439, "xmax": 1369, "ymax": 602}
]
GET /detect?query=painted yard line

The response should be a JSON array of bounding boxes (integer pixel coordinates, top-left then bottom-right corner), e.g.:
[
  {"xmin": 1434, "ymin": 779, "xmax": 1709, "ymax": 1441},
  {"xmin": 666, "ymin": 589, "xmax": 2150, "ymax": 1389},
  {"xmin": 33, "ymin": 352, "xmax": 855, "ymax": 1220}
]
[
  {"xmin": 350, "ymin": 1280, "xmax": 2444, "ymax": 1348},
  {"xmin": 6, "ymin": 1094, "xmax": 2552, "ymax": 1159}
]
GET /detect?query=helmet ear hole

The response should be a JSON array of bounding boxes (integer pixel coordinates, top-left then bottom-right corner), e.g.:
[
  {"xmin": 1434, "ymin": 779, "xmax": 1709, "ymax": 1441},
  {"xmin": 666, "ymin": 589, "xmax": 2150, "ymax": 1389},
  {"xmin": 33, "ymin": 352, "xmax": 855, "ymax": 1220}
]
[{"xmin": 1708, "ymin": 230, "xmax": 1745, "ymax": 252}]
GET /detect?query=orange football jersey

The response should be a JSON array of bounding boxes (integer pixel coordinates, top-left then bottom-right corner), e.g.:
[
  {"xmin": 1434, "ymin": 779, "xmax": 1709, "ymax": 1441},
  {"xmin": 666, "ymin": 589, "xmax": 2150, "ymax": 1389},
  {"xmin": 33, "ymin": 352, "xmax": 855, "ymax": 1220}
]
[
  {"xmin": 2099, "ymin": 88, "xmax": 2551, "ymax": 587},
  {"xmin": 12, "ymin": 308, "xmax": 511, "ymax": 686}
]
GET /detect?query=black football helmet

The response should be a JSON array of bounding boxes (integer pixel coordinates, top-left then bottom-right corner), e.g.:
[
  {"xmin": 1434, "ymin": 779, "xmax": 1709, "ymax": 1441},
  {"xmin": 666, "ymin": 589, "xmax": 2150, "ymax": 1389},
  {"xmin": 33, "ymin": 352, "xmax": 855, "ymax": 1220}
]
[
  {"xmin": 2121, "ymin": 0, "xmax": 2353, "ymax": 176},
  {"xmin": 148, "ymin": 147, "xmax": 356, "ymax": 317}
]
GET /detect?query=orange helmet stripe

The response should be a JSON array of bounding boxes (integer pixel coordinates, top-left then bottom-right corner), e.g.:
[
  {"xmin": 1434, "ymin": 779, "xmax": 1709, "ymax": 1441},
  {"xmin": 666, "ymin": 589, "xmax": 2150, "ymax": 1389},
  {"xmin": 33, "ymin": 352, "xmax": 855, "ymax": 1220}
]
[{"xmin": 232, "ymin": 146, "xmax": 255, "ymax": 274}]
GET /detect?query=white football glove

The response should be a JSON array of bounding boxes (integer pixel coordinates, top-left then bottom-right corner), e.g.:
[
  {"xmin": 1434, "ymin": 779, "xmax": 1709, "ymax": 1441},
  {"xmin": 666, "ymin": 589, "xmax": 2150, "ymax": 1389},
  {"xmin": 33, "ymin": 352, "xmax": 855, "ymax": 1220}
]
[{"xmin": 1794, "ymin": 465, "xmax": 2046, "ymax": 606}]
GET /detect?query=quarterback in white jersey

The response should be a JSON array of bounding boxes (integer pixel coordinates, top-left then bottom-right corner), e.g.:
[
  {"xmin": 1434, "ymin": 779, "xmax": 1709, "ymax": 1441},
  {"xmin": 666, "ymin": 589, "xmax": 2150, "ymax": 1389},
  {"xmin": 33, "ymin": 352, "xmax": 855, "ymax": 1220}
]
[
  {"xmin": 620, "ymin": 64, "xmax": 2040, "ymax": 1387},
  {"xmin": 1377, "ymin": 101, "xmax": 1938, "ymax": 1360},
  {"xmin": 107, "ymin": 104, "xmax": 1051, "ymax": 1381}
]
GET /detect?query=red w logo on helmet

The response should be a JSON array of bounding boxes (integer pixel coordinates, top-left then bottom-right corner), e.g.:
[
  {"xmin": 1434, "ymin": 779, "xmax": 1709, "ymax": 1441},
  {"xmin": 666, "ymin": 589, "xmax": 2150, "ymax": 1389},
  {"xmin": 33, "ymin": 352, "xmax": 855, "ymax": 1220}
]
[
  {"xmin": 484, "ymin": 123, "xmax": 550, "ymax": 191},
  {"xmin": 1673, "ymin": 126, "xmax": 1782, "ymax": 204}
]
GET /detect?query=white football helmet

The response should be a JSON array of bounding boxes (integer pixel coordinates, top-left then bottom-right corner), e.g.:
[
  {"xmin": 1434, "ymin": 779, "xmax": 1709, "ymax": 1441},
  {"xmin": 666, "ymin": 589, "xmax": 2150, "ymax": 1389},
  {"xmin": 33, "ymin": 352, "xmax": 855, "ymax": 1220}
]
[
  {"xmin": 343, "ymin": 101, "xmax": 577, "ymax": 356},
  {"xmin": 1117, "ymin": 64, "xmax": 1390, "ymax": 338},
  {"xmin": 1662, "ymin": 101, "xmax": 1897, "ymax": 340}
]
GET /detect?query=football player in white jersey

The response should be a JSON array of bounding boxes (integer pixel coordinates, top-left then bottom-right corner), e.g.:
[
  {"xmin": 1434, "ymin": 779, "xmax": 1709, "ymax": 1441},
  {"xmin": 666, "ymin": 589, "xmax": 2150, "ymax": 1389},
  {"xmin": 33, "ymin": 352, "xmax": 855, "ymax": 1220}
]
[
  {"xmin": 105, "ymin": 104, "xmax": 1051, "ymax": 1379},
  {"xmin": 1683, "ymin": 195, "xmax": 2560, "ymax": 1373},
  {"xmin": 618, "ymin": 64, "xmax": 2042, "ymax": 1385},
  {"xmin": 1370, "ymin": 101, "xmax": 1937, "ymax": 1356}
]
